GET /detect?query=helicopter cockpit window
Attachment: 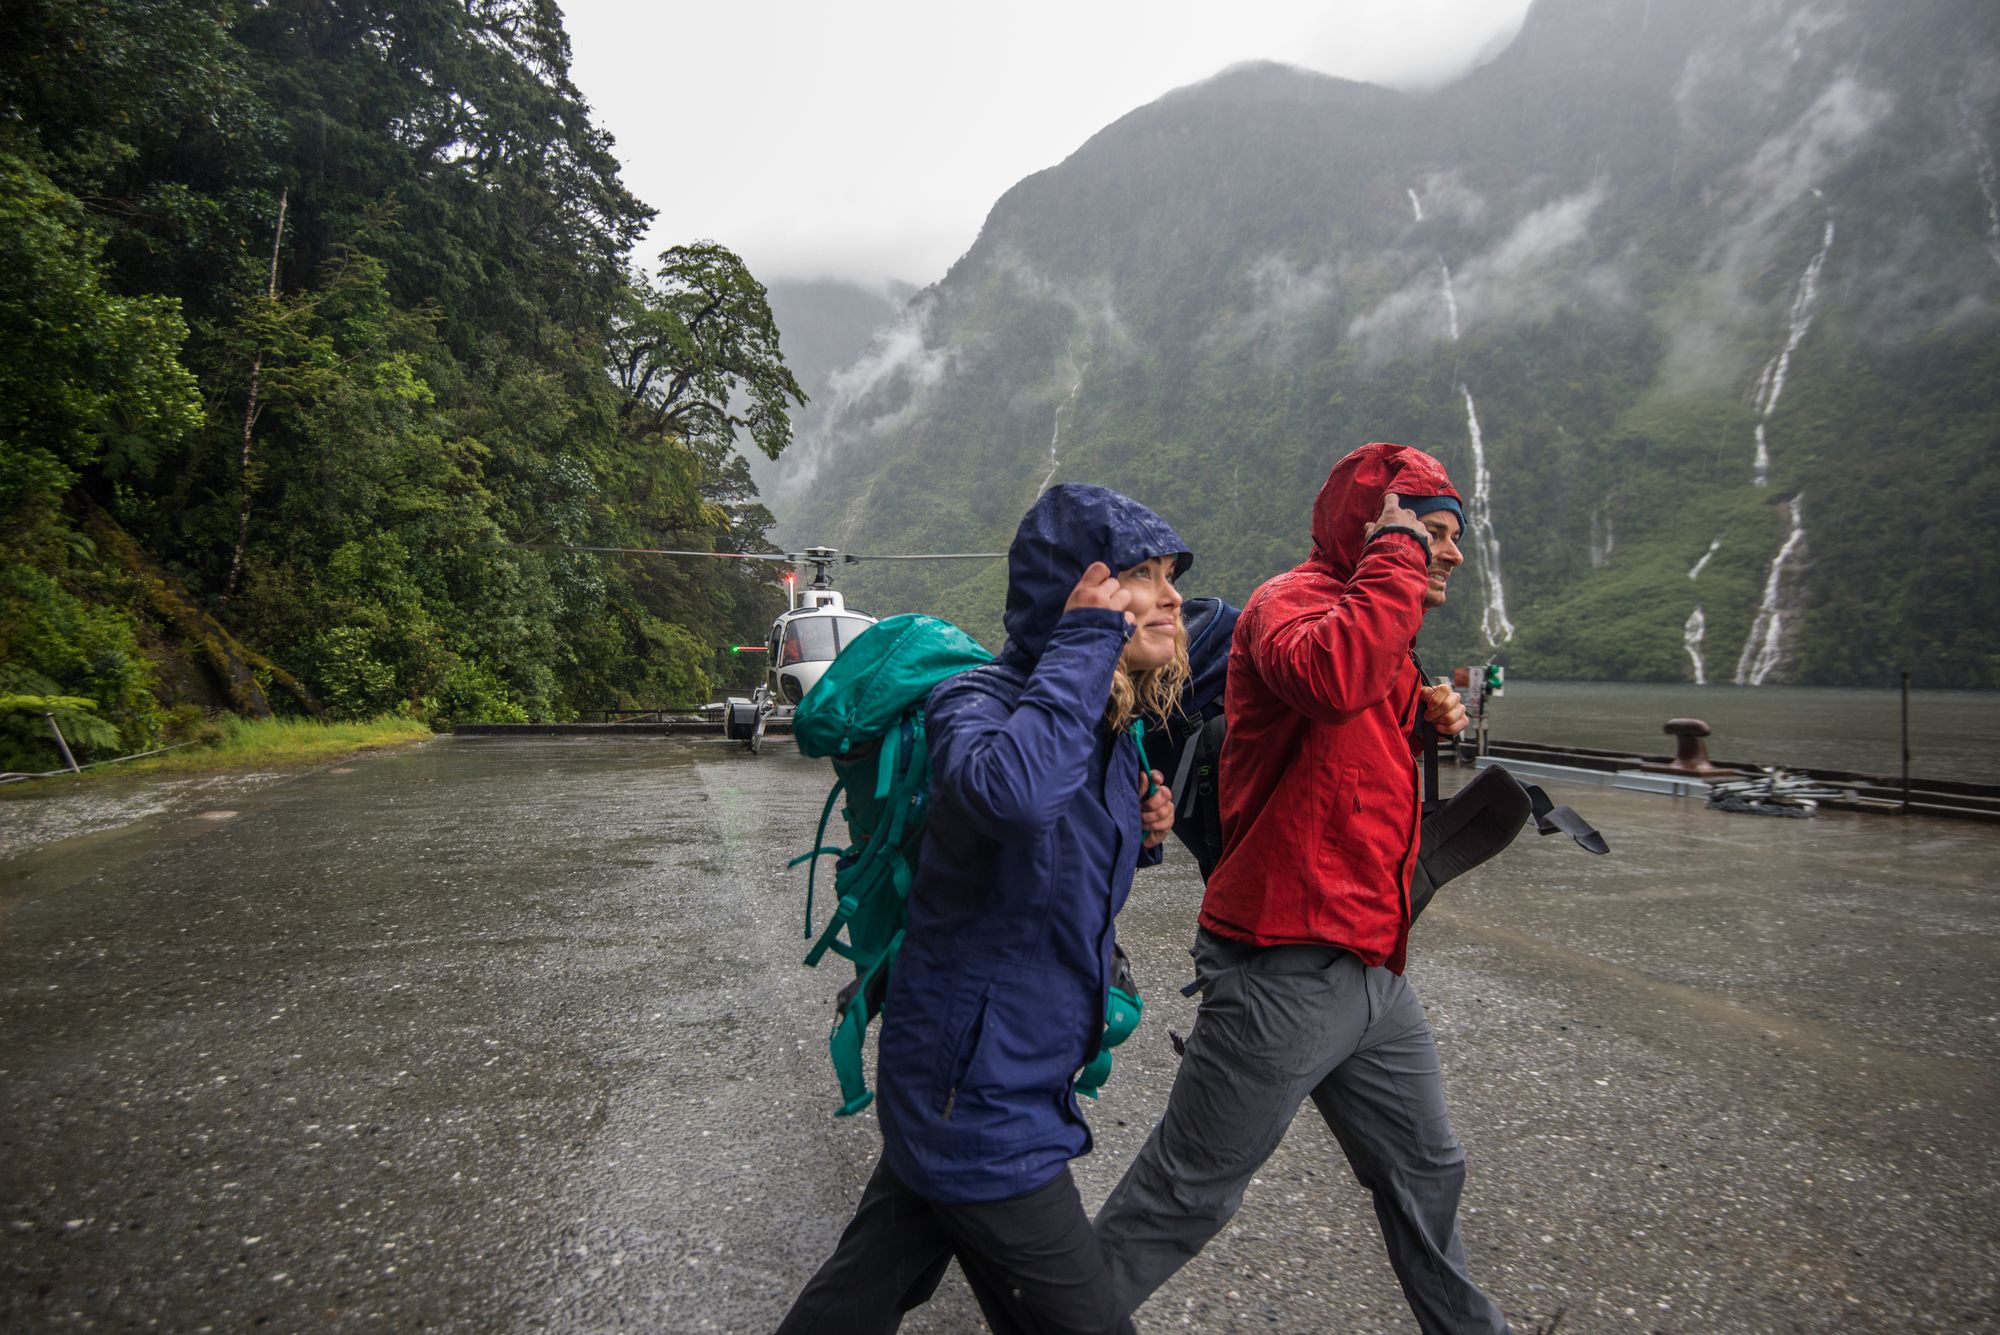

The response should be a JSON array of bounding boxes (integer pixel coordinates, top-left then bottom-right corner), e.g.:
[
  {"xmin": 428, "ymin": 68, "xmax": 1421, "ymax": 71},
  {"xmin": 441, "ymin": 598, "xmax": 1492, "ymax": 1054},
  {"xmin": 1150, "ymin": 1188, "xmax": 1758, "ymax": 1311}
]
[
  {"xmin": 781, "ymin": 617, "xmax": 839, "ymax": 665},
  {"xmin": 832, "ymin": 617, "xmax": 874, "ymax": 651}
]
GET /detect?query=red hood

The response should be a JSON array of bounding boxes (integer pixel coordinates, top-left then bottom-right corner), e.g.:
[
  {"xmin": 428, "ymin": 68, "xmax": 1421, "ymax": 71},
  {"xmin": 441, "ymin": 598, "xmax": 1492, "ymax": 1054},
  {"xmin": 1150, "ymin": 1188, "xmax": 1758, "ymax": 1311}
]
[{"xmin": 1309, "ymin": 442, "xmax": 1460, "ymax": 578}]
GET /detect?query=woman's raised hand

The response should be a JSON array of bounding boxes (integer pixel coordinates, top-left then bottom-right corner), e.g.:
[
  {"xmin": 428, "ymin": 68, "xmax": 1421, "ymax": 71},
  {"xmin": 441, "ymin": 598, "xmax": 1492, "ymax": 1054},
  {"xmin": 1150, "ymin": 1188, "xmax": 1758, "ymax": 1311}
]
[
  {"xmin": 1065, "ymin": 561, "xmax": 1135, "ymax": 626},
  {"xmin": 1140, "ymin": 772, "xmax": 1174, "ymax": 849}
]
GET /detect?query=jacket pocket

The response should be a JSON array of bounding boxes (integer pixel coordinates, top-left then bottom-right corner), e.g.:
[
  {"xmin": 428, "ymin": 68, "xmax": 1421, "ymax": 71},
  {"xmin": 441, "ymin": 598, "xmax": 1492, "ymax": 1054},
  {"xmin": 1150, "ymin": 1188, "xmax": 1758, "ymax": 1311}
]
[
  {"xmin": 935, "ymin": 985, "xmax": 993, "ymax": 1119},
  {"xmin": 1335, "ymin": 762, "xmax": 1361, "ymax": 819}
]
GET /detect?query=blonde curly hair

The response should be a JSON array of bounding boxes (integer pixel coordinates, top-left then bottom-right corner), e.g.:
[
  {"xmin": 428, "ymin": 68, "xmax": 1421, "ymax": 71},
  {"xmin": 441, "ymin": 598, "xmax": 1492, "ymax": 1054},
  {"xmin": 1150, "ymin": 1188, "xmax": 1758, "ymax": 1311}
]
[{"xmin": 1105, "ymin": 621, "xmax": 1191, "ymax": 734}]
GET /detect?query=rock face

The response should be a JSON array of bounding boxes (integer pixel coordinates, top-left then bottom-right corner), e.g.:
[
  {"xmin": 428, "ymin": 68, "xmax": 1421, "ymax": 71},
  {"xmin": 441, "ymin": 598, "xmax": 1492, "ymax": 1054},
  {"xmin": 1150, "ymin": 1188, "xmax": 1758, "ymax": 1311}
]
[{"xmin": 771, "ymin": 0, "xmax": 2000, "ymax": 686}]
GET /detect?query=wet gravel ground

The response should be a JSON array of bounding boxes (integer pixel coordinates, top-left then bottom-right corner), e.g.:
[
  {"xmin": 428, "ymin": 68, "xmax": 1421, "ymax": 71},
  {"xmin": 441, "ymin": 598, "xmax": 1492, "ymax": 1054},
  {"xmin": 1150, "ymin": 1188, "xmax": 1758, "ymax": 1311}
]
[
  {"xmin": 1, "ymin": 736, "xmax": 1995, "ymax": 1333},
  {"xmin": 0, "ymin": 766, "xmax": 306, "ymax": 859}
]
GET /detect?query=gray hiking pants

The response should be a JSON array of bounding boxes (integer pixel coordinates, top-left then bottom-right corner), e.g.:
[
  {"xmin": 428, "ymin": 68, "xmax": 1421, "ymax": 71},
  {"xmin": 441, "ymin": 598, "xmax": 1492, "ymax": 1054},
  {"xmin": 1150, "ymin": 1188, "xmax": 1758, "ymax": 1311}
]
[{"xmin": 1093, "ymin": 929, "xmax": 1510, "ymax": 1334}]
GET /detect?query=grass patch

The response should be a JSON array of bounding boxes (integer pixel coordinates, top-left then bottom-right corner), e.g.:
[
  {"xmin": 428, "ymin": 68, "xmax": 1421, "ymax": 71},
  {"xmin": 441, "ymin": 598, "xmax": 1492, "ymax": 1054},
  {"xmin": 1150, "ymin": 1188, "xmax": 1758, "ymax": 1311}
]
[{"xmin": 119, "ymin": 715, "xmax": 434, "ymax": 776}]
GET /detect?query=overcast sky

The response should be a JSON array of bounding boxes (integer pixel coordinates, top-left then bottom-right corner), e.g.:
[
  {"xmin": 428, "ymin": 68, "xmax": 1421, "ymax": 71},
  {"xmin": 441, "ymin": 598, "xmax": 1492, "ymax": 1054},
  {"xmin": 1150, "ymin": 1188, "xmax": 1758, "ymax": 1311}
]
[{"xmin": 563, "ymin": 1, "xmax": 1535, "ymax": 292}]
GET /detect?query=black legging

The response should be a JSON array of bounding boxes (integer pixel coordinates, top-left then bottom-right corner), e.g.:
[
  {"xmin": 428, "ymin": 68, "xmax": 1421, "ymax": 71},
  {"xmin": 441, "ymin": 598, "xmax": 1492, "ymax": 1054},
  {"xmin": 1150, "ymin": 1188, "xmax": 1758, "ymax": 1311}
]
[{"xmin": 776, "ymin": 1159, "xmax": 1134, "ymax": 1335}]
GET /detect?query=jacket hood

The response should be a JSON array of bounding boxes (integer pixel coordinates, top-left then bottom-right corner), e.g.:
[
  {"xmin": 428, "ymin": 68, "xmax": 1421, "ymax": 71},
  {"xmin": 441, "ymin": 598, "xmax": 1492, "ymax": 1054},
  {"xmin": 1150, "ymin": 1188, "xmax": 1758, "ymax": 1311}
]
[
  {"xmin": 1002, "ymin": 484, "xmax": 1192, "ymax": 660},
  {"xmin": 1310, "ymin": 442, "xmax": 1460, "ymax": 578},
  {"xmin": 1178, "ymin": 596, "xmax": 1240, "ymax": 717}
]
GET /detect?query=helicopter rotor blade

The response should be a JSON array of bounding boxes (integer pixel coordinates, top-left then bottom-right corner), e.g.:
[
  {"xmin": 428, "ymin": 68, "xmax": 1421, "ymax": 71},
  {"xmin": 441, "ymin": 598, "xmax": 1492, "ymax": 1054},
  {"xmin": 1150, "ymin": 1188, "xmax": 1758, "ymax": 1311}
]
[
  {"xmin": 484, "ymin": 542, "xmax": 795, "ymax": 562},
  {"xmin": 482, "ymin": 542, "xmax": 1004, "ymax": 566},
  {"xmin": 842, "ymin": 552, "xmax": 1005, "ymax": 561}
]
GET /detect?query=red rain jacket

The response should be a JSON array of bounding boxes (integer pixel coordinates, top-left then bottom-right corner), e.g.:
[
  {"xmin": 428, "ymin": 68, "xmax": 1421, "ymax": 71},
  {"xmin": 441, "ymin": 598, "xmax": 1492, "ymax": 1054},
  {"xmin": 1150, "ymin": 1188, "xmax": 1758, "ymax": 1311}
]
[{"xmin": 1197, "ymin": 442, "xmax": 1460, "ymax": 973}]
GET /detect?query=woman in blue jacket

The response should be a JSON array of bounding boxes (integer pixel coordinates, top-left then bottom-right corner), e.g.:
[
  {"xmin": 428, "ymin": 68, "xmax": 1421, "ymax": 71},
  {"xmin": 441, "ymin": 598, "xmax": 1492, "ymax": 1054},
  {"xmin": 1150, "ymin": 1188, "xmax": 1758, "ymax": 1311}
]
[{"xmin": 777, "ymin": 483, "xmax": 1191, "ymax": 1335}]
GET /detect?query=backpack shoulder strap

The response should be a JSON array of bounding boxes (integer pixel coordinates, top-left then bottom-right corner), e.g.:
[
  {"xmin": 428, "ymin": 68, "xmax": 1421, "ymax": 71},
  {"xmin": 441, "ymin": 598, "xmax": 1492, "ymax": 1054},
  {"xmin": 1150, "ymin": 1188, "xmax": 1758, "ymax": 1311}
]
[
  {"xmin": 1194, "ymin": 712, "xmax": 1227, "ymax": 865},
  {"xmin": 1521, "ymin": 780, "xmax": 1611, "ymax": 853},
  {"xmin": 788, "ymin": 773, "xmax": 850, "ymax": 938},
  {"xmin": 1411, "ymin": 651, "xmax": 1440, "ymax": 814},
  {"xmin": 1170, "ymin": 708, "xmax": 1205, "ymax": 817}
]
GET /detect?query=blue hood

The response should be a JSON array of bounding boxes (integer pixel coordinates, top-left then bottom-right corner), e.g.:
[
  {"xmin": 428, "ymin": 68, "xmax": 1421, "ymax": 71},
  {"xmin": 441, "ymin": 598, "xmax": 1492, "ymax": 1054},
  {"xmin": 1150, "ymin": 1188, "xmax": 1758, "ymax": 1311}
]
[
  {"xmin": 1177, "ymin": 596, "xmax": 1240, "ymax": 719},
  {"xmin": 1001, "ymin": 484, "xmax": 1192, "ymax": 660}
]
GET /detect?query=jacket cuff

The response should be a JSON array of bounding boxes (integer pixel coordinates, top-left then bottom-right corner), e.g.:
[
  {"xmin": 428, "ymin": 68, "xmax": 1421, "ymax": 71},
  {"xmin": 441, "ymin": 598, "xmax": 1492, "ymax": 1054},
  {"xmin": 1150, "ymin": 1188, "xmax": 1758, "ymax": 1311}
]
[
  {"xmin": 1367, "ymin": 525, "xmax": 1432, "ymax": 561},
  {"xmin": 1056, "ymin": 606, "xmax": 1135, "ymax": 639}
]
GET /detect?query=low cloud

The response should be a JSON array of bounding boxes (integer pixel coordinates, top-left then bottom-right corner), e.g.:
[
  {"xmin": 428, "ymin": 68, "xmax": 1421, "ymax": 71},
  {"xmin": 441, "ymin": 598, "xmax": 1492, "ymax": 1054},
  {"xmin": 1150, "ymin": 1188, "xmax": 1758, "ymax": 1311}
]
[
  {"xmin": 1661, "ymin": 73, "xmax": 1895, "ymax": 391},
  {"xmin": 1736, "ymin": 76, "xmax": 1894, "ymax": 213},
  {"xmin": 1408, "ymin": 172, "xmax": 1489, "ymax": 227},
  {"xmin": 768, "ymin": 292, "xmax": 955, "ymax": 502},
  {"xmin": 1347, "ymin": 183, "xmax": 1613, "ymax": 357},
  {"xmin": 1199, "ymin": 254, "xmax": 1342, "ymax": 361},
  {"xmin": 1673, "ymin": 5, "xmax": 1850, "ymax": 147},
  {"xmin": 991, "ymin": 250, "xmax": 1133, "ymax": 356}
]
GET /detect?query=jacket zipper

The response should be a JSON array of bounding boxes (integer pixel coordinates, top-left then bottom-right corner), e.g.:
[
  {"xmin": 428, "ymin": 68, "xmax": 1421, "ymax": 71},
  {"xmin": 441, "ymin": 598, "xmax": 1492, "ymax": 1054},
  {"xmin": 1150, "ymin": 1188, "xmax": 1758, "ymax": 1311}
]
[{"xmin": 1399, "ymin": 666, "xmax": 1426, "ymax": 924}]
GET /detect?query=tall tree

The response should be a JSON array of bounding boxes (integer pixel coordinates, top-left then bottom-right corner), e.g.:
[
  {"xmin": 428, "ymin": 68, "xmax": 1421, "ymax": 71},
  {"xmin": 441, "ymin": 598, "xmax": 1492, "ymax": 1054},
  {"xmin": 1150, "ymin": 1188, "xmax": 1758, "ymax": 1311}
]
[
  {"xmin": 611, "ymin": 243, "xmax": 809, "ymax": 463},
  {"xmin": 0, "ymin": 0, "xmax": 810, "ymax": 755}
]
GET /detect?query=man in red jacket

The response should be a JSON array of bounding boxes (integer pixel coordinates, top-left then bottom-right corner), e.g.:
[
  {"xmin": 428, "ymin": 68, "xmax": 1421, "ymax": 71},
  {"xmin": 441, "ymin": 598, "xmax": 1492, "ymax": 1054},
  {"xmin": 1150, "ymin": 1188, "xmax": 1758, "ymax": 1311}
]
[{"xmin": 1095, "ymin": 442, "xmax": 1511, "ymax": 1333}]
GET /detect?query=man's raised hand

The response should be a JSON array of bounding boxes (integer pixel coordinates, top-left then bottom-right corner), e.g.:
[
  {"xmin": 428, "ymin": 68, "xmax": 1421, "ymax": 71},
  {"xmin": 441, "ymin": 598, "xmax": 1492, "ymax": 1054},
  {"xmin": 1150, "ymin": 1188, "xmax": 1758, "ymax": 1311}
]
[
  {"xmin": 1065, "ymin": 561, "xmax": 1134, "ymax": 626},
  {"xmin": 1364, "ymin": 491, "xmax": 1424, "ymax": 541},
  {"xmin": 1423, "ymin": 682, "xmax": 1470, "ymax": 737}
]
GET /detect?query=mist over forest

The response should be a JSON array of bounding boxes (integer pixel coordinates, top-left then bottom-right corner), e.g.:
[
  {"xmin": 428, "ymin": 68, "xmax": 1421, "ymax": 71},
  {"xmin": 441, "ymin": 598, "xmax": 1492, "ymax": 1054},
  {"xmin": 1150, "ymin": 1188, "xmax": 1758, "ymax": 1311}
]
[{"xmin": 3, "ymin": 0, "xmax": 1996, "ymax": 773}]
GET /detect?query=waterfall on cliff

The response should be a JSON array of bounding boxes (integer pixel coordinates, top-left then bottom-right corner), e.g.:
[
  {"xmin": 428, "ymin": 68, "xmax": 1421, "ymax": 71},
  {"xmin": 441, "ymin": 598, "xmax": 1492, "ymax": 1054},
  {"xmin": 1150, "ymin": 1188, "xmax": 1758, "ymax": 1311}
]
[
  {"xmin": 1461, "ymin": 387, "xmax": 1515, "ymax": 645},
  {"xmin": 1735, "ymin": 495, "xmax": 1809, "ymax": 685},
  {"xmin": 1750, "ymin": 213, "xmax": 1835, "ymax": 486},
  {"xmin": 1039, "ymin": 355, "xmax": 1084, "ymax": 496},
  {"xmin": 1960, "ymin": 92, "xmax": 2000, "ymax": 269},
  {"xmin": 1439, "ymin": 262, "xmax": 1462, "ymax": 343},
  {"xmin": 1684, "ymin": 605, "xmax": 1708, "ymax": 686}
]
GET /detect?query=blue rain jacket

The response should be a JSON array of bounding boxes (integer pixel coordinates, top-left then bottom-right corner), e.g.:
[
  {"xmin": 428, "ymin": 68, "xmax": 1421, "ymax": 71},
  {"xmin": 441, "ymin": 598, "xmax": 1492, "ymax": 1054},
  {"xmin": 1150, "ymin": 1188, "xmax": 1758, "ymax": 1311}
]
[{"xmin": 876, "ymin": 484, "xmax": 1191, "ymax": 1203}]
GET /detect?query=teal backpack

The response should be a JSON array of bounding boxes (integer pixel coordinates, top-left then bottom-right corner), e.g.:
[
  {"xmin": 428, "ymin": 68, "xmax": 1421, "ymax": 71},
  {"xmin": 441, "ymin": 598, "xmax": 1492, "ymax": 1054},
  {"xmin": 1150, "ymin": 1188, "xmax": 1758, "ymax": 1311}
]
[{"xmin": 790, "ymin": 613, "xmax": 1145, "ymax": 1117}]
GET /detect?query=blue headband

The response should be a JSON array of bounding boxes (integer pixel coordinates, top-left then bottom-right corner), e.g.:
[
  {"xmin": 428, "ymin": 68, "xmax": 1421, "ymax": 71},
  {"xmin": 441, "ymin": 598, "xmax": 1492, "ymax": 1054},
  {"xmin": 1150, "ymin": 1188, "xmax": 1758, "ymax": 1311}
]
[{"xmin": 1406, "ymin": 494, "xmax": 1464, "ymax": 528}]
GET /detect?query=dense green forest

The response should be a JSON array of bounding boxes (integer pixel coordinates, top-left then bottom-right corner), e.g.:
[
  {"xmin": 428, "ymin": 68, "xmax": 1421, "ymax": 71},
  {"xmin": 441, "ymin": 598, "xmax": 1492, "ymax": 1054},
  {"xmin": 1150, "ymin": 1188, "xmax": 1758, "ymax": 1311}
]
[
  {"xmin": 775, "ymin": 0, "xmax": 2000, "ymax": 689},
  {"xmin": 0, "ymin": 0, "xmax": 804, "ymax": 772}
]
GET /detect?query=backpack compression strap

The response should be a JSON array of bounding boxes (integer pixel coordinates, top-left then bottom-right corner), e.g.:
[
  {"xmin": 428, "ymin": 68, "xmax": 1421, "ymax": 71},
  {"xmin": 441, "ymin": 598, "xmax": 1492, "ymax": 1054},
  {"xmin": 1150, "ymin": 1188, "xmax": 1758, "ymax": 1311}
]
[
  {"xmin": 826, "ymin": 927, "xmax": 901, "ymax": 1116},
  {"xmin": 803, "ymin": 715, "xmax": 935, "ymax": 1116},
  {"xmin": 802, "ymin": 715, "xmax": 930, "ymax": 968}
]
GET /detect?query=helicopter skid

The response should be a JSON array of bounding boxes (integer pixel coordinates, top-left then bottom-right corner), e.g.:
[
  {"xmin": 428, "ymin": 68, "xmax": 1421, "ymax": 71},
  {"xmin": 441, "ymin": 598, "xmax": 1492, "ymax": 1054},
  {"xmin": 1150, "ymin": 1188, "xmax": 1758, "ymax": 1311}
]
[{"xmin": 722, "ymin": 695, "xmax": 795, "ymax": 750}]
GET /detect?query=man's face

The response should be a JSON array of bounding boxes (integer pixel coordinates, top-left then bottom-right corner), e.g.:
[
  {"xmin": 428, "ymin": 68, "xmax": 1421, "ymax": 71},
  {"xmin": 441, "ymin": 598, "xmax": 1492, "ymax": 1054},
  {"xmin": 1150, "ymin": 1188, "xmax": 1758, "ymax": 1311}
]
[{"xmin": 1419, "ymin": 511, "xmax": 1465, "ymax": 611}]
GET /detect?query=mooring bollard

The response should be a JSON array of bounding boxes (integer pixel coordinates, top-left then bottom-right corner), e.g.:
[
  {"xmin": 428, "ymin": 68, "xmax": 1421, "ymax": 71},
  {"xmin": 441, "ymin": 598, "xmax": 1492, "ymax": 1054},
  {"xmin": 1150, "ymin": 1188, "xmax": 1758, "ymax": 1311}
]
[{"xmin": 1657, "ymin": 717, "xmax": 1734, "ymax": 779}]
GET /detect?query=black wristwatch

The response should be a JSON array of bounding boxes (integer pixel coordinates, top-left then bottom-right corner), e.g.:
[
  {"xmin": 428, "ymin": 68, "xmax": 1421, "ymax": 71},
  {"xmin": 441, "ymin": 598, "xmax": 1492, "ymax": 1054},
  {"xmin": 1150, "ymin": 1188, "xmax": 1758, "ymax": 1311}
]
[{"xmin": 1368, "ymin": 524, "xmax": 1432, "ymax": 558}]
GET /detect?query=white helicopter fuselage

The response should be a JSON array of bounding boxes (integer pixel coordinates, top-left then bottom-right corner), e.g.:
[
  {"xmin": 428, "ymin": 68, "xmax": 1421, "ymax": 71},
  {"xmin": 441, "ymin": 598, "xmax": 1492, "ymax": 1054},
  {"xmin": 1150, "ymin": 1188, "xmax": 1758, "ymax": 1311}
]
[
  {"xmin": 713, "ymin": 545, "xmax": 998, "ymax": 750},
  {"xmin": 765, "ymin": 589, "xmax": 878, "ymax": 707}
]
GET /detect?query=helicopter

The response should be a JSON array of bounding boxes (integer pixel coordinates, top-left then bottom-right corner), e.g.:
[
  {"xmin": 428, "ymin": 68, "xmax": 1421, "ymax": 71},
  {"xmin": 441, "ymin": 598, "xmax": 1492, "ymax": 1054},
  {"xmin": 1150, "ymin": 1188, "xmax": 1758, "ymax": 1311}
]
[{"xmin": 493, "ymin": 541, "xmax": 1001, "ymax": 752}]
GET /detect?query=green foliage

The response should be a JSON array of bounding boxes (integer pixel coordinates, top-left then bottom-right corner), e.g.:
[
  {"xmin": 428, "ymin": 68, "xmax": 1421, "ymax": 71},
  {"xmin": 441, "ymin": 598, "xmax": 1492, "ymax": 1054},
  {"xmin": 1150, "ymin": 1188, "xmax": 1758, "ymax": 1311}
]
[
  {"xmin": 124, "ymin": 713, "xmax": 434, "ymax": 776},
  {"xmin": 0, "ymin": 0, "xmax": 805, "ymax": 735},
  {"xmin": 0, "ymin": 557, "xmax": 166, "ymax": 768},
  {"xmin": 0, "ymin": 153, "xmax": 202, "ymax": 525},
  {"xmin": 0, "ymin": 668, "xmax": 123, "ymax": 773},
  {"xmin": 611, "ymin": 242, "xmax": 809, "ymax": 462}
]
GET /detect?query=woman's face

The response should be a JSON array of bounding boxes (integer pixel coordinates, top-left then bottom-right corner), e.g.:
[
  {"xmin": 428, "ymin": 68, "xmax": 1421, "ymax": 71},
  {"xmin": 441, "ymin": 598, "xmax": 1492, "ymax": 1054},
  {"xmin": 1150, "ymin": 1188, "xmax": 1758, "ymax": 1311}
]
[{"xmin": 1117, "ymin": 555, "xmax": 1184, "ymax": 672}]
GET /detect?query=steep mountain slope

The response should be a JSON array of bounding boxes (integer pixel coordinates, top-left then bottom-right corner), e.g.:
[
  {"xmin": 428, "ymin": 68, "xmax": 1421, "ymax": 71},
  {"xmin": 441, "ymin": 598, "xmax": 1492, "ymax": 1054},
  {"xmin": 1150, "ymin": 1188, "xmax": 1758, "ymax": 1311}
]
[
  {"xmin": 752, "ymin": 279, "xmax": 910, "ymax": 499},
  {"xmin": 775, "ymin": 0, "xmax": 2000, "ymax": 686}
]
